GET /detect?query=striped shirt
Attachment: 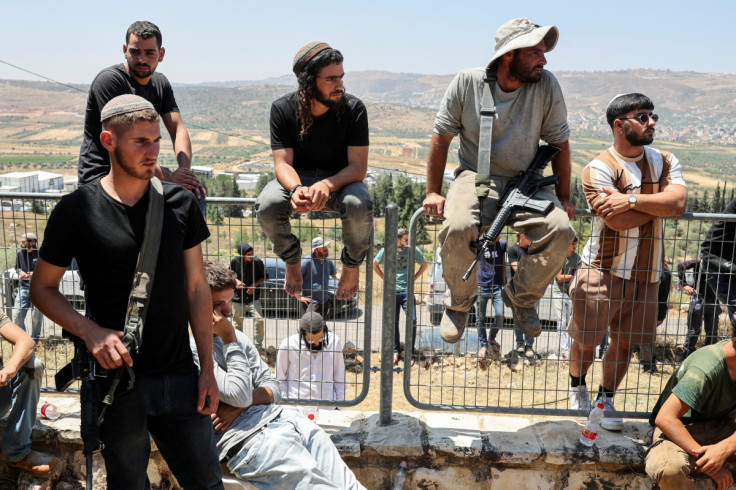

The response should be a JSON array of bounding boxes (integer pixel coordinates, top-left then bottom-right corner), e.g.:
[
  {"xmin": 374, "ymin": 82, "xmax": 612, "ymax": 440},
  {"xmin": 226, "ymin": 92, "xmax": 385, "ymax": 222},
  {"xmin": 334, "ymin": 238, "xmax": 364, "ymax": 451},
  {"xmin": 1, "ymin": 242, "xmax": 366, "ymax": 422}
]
[{"xmin": 580, "ymin": 146, "xmax": 686, "ymax": 283}]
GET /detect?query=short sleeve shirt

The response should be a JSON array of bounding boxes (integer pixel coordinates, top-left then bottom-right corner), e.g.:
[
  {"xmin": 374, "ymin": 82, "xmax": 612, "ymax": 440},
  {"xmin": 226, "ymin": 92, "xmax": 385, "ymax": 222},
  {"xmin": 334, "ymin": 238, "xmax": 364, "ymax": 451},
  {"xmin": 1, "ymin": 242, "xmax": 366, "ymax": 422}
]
[
  {"xmin": 506, "ymin": 243, "xmax": 527, "ymax": 279},
  {"xmin": 375, "ymin": 246, "xmax": 425, "ymax": 292},
  {"xmin": 78, "ymin": 64, "xmax": 179, "ymax": 184},
  {"xmin": 301, "ymin": 255, "xmax": 337, "ymax": 304},
  {"xmin": 270, "ymin": 92, "xmax": 369, "ymax": 173}
]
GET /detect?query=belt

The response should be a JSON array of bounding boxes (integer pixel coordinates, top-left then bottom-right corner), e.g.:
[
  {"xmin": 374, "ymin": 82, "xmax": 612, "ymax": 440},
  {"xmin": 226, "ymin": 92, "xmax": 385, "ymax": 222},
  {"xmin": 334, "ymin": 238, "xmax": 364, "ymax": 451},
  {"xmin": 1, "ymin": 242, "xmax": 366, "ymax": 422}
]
[{"xmin": 223, "ymin": 428, "xmax": 262, "ymax": 463}]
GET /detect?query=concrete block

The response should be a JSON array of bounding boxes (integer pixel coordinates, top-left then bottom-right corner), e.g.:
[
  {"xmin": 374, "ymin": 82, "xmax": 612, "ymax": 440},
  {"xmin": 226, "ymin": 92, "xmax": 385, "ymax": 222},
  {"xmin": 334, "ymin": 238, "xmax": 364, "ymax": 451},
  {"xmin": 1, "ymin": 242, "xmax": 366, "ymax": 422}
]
[
  {"xmin": 319, "ymin": 409, "xmax": 367, "ymax": 458},
  {"xmin": 420, "ymin": 411, "xmax": 482, "ymax": 457},
  {"xmin": 413, "ymin": 466, "xmax": 491, "ymax": 490},
  {"xmin": 479, "ymin": 415, "xmax": 543, "ymax": 464},
  {"xmin": 531, "ymin": 417, "xmax": 596, "ymax": 465},
  {"xmin": 566, "ymin": 470, "xmax": 652, "ymax": 489},
  {"xmin": 362, "ymin": 412, "xmax": 424, "ymax": 457},
  {"xmin": 489, "ymin": 467, "xmax": 558, "ymax": 489}
]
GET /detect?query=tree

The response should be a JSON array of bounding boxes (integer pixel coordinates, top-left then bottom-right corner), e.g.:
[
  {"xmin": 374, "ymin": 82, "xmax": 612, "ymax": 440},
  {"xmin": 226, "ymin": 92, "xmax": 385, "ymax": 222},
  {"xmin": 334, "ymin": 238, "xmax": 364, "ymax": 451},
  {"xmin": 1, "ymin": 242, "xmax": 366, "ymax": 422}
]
[{"xmin": 255, "ymin": 171, "xmax": 275, "ymax": 196}]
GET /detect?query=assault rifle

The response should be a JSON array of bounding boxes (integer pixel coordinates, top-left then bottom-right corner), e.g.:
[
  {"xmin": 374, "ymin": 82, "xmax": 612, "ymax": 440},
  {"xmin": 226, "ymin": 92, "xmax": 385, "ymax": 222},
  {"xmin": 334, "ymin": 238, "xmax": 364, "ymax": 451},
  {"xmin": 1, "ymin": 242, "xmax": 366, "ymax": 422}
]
[
  {"xmin": 55, "ymin": 338, "xmax": 107, "ymax": 490},
  {"xmin": 462, "ymin": 145, "xmax": 561, "ymax": 281}
]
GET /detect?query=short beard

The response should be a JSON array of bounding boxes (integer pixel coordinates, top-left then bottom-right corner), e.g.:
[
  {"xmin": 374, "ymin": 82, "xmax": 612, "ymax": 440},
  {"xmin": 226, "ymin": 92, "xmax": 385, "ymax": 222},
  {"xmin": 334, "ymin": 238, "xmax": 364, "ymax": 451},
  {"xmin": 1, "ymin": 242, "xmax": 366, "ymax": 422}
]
[
  {"xmin": 624, "ymin": 125, "xmax": 654, "ymax": 146},
  {"xmin": 316, "ymin": 89, "xmax": 346, "ymax": 112},
  {"xmin": 113, "ymin": 147, "xmax": 154, "ymax": 180},
  {"xmin": 509, "ymin": 53, "xmax": 543, "ymax": 84}
]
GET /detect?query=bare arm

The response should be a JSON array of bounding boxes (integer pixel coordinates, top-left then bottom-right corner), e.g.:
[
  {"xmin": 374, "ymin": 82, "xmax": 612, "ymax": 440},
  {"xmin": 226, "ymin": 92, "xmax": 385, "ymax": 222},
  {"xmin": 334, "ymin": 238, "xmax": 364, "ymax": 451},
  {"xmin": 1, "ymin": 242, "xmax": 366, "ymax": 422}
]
[
  {"xmin": 0, "ymin": 322, "xmax": 35, "ymax": 386},
  {"xmin": 30, "ymin": 258, "xmax": 132, "ymax": 370},
  {"xmin": 161, "ymin": 112, "xmax": 206, "ymax": 198},
  {"xmin": 415, "ymin": 261, "xmax": 428, "ymax": 281},
  {"xmin": 550, "ymin": 141, "xmax": 575, "ymax": 220},
  {"xmin": 423, "ymin": 133, "xmax": 454, "ymax": 219},
  {"xmin": 372, "ymin": 260, "xmax": 383, "ymax": 280},
  {"xmin": 597, "ymin": 184, "xmax": 688, "ymax": 231},
  {"xmin": 510, "ymin": 261, "xmax": 519, "ymax": 274},
  {"xmin": 273, "ymin": 148, "xmax": 311, "ymax": 214},
  {"xmin": 183, "ymin": 245, "xmax": 219, "ymax": 414},
  {"xmin": 211, "ymin": 386, "xmax": 275, "ymax": 434}
]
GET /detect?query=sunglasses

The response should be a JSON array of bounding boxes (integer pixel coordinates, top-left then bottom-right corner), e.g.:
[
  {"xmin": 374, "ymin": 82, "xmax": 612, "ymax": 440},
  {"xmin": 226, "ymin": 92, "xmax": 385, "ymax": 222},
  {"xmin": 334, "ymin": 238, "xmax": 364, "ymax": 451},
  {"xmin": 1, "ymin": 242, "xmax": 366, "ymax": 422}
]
[{"xmin": 618, "ymin": 112, "xmax": 659, "ymax": 124}]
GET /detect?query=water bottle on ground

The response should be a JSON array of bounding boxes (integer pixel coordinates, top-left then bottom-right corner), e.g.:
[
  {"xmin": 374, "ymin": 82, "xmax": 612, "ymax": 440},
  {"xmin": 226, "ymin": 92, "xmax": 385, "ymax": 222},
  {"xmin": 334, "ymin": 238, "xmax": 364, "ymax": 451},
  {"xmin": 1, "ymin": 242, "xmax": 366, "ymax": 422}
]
[
  {"xmin": 39, "ymin": 401, "xmax": 60, "ymax": 420},
  {"xmin": 580, "ymin": 402, "xmax": 604, "ymax": 447},
  {"xmin": 392, "ymin": 460, "xmax": 407, "ymax": 489},
  {"xmin": 300, "ymin": 405, "xmax": 320, "ymax": 422}
]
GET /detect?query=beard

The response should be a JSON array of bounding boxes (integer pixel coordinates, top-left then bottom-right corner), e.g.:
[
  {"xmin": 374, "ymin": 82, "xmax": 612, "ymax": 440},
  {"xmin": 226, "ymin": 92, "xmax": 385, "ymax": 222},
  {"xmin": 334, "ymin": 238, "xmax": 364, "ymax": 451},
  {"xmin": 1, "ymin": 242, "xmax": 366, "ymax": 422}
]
[
  {"xmin": 127, "ymin": 60, "xmax": 156, "ymax": 79},
  {"xmin": 315, "ymin": 88, "xmax": 346, "ymax": 112},
  {"xmin": 113, "ymin": 147, "xmax": 155, "ymax": 180},
  {"xmin": 509, "ymin": 54, "xmax": 543, "ymax": 83},
  {"xmin": 624, "ymin": 125, "xmax": 654, "ymax": 146}
]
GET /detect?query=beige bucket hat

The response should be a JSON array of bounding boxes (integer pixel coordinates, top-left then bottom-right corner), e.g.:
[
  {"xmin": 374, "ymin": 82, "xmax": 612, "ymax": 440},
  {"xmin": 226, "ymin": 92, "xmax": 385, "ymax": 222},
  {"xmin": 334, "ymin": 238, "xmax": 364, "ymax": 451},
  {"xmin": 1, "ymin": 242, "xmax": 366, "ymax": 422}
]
[{"xmin": 487, "ymin": 18, "xmax": 559, "ymax": 69}]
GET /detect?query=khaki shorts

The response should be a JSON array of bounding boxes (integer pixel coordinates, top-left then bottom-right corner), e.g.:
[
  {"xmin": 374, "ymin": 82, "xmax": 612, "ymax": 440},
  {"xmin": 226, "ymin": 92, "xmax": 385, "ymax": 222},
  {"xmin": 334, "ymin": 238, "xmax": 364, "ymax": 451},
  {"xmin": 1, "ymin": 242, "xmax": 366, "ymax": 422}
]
[{"xmin": 568, "ymin": 265, "xmax": 659, "ymax": 346}]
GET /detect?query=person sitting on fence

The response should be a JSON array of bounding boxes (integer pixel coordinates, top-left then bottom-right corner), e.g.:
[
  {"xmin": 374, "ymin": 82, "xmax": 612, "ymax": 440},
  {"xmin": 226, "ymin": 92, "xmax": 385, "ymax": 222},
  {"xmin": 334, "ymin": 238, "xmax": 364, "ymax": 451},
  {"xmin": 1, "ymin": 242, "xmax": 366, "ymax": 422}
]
[
  {"xmin": 276, "ymin": 311, "xmax": 346, "ymax": 410},
  {"xmin": 422, "ymin": 17, "xmax": 576, "ymax": 347},
  {"xmin": 372, "ymin": 228, "xmax": 427, "ymax": 366},
  {"xmin": 475, "ymin": 237, "xmax": 507, "ymax": 360},
  {"xmin": 700, "ymin": 197, "xmax": 736, "ymax": 331},
  {"xmin": 256, "ymin": 42, "xmax": 373, "ymax": 303},
  {"xmin": 678, "ymin": 256, "xmax": 723, "ymax": 360},
  {"xmin": 507, "ymin": 233, "xmax": 536, "ymax": 360},
  {"xmin": 229, "ymin": 243, "xmax": 266, "ymax": 349},
  {"xmin": 194, "ymin": 260, "xmax": 365, "ymax": 489},
  {"xmin": 13, "ymin": 233, "xmax": 43, "ymax": 341},
  {"xmin": 553, "ymin": 235, "xmax": 580, "ymax": 361},
  {"xmin": 0, "ymin": 309, "xmax": 59, "ymax": 477},
  {"xmin": 645, "ymin": 329, "xmax": 736, "ymax": 489},
  {"xmin": 567, "ymin": 93, "xmax": 687, "ymax": 430},
  {"xmin": 301, "ymin": 237, "xmax": 338, "ymax": 319}
]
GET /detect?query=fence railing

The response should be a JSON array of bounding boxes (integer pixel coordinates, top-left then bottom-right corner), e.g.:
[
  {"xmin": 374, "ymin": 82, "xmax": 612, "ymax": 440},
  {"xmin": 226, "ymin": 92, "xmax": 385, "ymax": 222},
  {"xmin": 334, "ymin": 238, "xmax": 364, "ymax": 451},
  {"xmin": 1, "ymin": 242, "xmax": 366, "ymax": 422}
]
[{"xmin": 2, "ymin": 191, "xmax": 735, "ymax": 420}]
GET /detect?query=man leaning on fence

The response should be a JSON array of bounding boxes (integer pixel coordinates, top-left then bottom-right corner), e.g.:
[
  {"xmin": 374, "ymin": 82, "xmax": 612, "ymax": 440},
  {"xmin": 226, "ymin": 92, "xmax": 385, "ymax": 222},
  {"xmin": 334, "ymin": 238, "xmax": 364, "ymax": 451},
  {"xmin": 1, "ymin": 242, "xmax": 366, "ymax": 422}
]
[
  {"xmin": 192, "ymin": 260, "xmax": 365, "ymax": 489},
  {"xmin": 646, "ymin": 330, "xmax": 736, "ymax": 489},
  {"xmin": 256, "ymin": 42, "xmax": 373, "ymax": 303},
  {"xmin": 567, "ymin": 93, "xmax": 687, "ymax": 431},
  {"xmin": 422, "ymin": 18, "xmax": 576, "ymax": 345},
  {"xmin": 30, "ymin": 95, "xmax": 223, "ymax": 489}
]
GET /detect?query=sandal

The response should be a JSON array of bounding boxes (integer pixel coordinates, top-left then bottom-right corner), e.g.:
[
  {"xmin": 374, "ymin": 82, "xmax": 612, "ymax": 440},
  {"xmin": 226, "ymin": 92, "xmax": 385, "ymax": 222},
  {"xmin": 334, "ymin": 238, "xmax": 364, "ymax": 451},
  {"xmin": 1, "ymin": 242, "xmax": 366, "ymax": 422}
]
[{"xmin": 489, "ymin": 339, "xmax": 501, "ymax": 358}]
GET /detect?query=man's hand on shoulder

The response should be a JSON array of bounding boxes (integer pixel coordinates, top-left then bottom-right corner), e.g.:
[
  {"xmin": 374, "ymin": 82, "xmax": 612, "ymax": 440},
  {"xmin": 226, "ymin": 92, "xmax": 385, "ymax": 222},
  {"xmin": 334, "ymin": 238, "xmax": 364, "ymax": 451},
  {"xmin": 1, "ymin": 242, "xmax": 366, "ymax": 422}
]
[
  {"xmin": 166, "ymin": 168, "xmax": 207, "ymax": 200},
  {"xmin": 423, "ymin": 192, "xmax": 446, "ymax": 220},
  {"xmin": 82, "ymin": 321, "xmax": 133, "ymax": 370}
]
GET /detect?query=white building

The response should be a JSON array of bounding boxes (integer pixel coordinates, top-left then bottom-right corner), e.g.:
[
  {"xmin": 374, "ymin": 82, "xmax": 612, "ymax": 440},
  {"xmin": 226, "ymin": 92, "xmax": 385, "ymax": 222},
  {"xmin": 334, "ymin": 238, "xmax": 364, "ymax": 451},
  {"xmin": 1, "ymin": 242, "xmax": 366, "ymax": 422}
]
[
  {"xmin": 191, "ymin": 166, "xmax": 214, "ymax": 179},
  {"xmin": 0, "ymin": 171, "xmax": 65, "ymax": 192}
]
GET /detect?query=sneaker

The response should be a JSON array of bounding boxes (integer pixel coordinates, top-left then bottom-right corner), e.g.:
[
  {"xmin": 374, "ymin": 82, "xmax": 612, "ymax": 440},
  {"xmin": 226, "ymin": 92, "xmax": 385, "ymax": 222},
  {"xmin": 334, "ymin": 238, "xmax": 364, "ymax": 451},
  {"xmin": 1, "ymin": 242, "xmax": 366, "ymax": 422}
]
[
  {"xmin": 6, "ymin": 450, "xmax": 60, "ymax": 476},
  {"xmin": 440, "ymin": 309, "xmax": 468, "ymax": 344},
  {"xmin": 516, "ymin": 345, "xmax": 525, "ymax": 355},
  {"xmin": 524, "ymin": 346, "xmax": 536, "ymax": 359},
  {"xmin": 569, "ymin": 385, "xmax": 591, "ymax": 412},
  {"xmin": 501, "ymin": 287, "xmax": 541, "ymax": 337},
  {"xmin": 595, "ymin": 395, "xmax": 624, "ymax": 431}
]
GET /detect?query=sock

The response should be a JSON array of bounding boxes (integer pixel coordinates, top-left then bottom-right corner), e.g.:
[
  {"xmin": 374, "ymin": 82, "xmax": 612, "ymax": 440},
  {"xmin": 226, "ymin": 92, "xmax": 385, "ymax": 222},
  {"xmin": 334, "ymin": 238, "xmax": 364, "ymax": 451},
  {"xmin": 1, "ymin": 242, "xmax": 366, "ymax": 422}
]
[
  {"xmin": 598, "ymin": 385, "xmax": 615, "ymax": 400},
  {"xmin": 570, "ymin": 375, "xmax": 585, "ymax": 388}
]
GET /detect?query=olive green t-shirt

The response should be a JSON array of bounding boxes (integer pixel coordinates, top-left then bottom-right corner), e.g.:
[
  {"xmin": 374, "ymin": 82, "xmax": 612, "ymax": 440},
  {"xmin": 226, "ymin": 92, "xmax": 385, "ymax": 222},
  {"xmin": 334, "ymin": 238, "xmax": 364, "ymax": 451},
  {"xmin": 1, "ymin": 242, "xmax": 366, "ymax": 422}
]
[{"xmin": 650, "ymin": 340, "xmax": 736, "ymax": 426}]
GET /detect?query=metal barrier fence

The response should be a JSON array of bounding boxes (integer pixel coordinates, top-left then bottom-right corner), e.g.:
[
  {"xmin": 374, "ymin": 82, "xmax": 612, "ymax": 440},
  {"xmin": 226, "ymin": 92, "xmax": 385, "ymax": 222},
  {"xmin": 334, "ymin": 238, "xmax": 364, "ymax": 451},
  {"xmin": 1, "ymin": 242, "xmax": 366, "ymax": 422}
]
[
  {"xmin": 0, "ymin": 193, "xmax": 372, "ymax": 409},
  {"xmin": 2, "ymin": 191, "xmax": 736, "ymax": 420},
  {"xmin": 389, "ymin": 206, "xmax": 736, "ymax": 420}
]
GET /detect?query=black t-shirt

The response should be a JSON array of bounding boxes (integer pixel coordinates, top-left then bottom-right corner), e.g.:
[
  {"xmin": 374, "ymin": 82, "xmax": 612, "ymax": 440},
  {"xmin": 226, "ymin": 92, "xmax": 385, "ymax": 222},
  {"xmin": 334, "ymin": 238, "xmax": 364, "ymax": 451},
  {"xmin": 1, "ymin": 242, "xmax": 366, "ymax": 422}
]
[
  {"xmin": 506, "ymin": 243, "xmax": 528, "ymax": 279},
  {"xmin": 701, "ymin": 197, "xmax": 736, "ymax": 271},
  {"xmin": 15, "ymin": 249, "xmax": 39, "ymax": 288},
  {"xmin": 269, "ymin": 92, "xmax": 369, "ymax": 173},
  {"xmin": 39, "ymin": 180, "xmax": 209, "ymax": 377},
  {"xmin": 229, "ymin": 256, "xmax": 265, "ymax": 303},
  {"xmin": 78, "ymin": 64, "xmax": 179, "ymax": 185}
]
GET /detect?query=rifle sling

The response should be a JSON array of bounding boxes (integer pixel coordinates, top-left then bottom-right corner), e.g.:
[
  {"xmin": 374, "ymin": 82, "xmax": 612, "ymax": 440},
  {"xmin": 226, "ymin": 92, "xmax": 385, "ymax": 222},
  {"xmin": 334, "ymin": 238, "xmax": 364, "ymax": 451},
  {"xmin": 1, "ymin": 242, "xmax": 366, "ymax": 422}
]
[
  {"xmin": 475, "ymin": 69, "xmax": 497, "ymax": 198},
  {"xmin": 101, "ymin": 177, "xmax": 165, "ymax": 413}
]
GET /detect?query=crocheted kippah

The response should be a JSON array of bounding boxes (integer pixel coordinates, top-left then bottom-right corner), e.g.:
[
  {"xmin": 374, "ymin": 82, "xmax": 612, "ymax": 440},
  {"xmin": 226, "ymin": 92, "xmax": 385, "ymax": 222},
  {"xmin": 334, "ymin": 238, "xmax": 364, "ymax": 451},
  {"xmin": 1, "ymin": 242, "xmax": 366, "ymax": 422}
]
[
  {"xmin": 292, "ymin": 42, "xmax": 331, "ymax": 76},
  {"xmin": 100, "ymin": 94, "xmax": 155, "ymax": 122}
]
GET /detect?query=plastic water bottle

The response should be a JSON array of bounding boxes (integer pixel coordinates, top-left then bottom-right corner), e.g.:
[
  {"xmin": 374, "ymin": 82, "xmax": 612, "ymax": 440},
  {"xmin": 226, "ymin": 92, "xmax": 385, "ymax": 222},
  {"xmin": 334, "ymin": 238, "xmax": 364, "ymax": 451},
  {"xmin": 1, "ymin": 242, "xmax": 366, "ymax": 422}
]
[
  {"xmin": 580, "ymin": 402, "xmax": 604, "ymax": 447},
  {"xmin": 39, "ymin": 402, "xmax": 60, "ymax": 420},
  {"xmin": 300, "ymin": 406, "xmax": 319, "ymax": 422},
  {"xmin": 392, "ymin": 461, "xmax": 407, "ymax": 489}
]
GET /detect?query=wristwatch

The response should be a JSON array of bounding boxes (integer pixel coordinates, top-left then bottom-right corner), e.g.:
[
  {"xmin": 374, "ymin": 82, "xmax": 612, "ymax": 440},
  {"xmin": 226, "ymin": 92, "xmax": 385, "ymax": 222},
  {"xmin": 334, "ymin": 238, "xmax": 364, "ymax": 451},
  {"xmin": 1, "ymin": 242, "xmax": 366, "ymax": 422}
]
[{"xmin": 628, "ymin": 194, "xmax": 638, "ymax": 210}]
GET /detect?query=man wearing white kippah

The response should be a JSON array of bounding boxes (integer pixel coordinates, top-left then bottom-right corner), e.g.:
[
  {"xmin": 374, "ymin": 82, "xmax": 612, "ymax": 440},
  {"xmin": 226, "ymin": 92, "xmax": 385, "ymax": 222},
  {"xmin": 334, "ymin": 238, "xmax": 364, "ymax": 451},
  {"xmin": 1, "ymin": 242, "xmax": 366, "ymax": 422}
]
[{"xmin": 567, "ymin": 93, "xmax": 687, "ymax": 431}]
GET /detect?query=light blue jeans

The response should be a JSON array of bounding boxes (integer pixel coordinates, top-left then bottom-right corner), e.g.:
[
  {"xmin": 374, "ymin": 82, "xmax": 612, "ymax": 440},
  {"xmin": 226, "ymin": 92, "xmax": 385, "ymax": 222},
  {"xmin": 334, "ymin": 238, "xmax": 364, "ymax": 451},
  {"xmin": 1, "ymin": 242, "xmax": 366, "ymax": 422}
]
[
  {"xmin": 13, "ymin": 286, "xmax": 43, "ymax": 341},
  {"xmin": 228, "ymin": 408, "xmax": 365, "ymax": 490},
  {"xmin": 255, "ymin": 172, "xmax": 373, "ymax": 267},
  {"xmin": 0, "ymin": 356, "xmax": 43, "ymax": 462},
  {"xmin": 554, "ymin": 289, "xmax": 572, "ymax": 356}
]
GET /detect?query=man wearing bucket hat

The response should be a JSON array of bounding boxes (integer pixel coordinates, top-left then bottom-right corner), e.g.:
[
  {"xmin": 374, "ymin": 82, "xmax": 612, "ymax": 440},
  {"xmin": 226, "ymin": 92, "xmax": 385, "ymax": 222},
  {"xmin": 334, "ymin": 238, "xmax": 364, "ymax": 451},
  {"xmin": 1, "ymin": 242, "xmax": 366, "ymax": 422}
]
[
  {"xmin": 300, "ymin": 237, "xmax": 338, "ymax": 319},
  {"xmin": 423, "ymin": 18, "xmax": 576, "ymax": 345},
  {"xmin": 256, "ymin": 42, "xmax": 373, "ymax": 304}
]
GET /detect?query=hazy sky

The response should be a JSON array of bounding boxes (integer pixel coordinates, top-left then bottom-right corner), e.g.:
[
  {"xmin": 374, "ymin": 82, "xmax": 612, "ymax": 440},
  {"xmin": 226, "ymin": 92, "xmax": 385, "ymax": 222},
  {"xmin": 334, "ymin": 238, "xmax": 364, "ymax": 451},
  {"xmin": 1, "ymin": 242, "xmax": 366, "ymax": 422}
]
[{"xmin": 2, "ymin": 0, "xmax": 734, "ymax": 84}]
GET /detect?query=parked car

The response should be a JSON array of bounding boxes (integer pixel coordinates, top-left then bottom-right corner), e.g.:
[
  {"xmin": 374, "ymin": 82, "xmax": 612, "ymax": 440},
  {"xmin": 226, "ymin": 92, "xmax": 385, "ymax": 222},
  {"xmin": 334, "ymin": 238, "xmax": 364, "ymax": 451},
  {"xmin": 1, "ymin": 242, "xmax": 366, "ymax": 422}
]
[
  {"xmin": 2, "ymin": 259, "xmax": 84, "ymax": 310},
  {"xmin": 259, "ymin": 257, "xmax": 358, "ymax": 319},
  {"xmin": 424, "ymin": 246, "xmax": 557, "ymax": 327}
]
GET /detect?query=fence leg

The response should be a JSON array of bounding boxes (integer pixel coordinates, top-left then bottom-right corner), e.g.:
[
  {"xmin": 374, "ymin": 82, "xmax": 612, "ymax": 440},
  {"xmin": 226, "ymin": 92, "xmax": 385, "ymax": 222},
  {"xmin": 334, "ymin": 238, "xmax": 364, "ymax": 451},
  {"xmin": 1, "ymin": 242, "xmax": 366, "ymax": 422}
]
[{"xmin": 379, "ymin": 204, "xmax": 398, "ymax": 426}]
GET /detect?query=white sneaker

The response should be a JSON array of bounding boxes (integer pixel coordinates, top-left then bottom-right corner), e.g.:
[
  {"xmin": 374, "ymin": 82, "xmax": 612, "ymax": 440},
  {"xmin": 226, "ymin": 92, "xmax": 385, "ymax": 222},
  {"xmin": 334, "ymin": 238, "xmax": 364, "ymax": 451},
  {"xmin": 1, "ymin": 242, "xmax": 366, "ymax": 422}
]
[
  {"xmin": 595, "ymin": 395, "xmax": 624, "ymax": 431},
  {"xmin": 569, "ymin": 385, "xmax": 591, "ymax": 412}
]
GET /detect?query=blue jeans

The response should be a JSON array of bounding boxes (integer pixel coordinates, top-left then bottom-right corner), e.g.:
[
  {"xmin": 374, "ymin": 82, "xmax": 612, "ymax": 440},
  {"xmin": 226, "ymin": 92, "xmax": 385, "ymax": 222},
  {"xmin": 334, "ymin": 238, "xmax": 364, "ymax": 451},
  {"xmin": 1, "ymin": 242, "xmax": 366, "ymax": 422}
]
[
  {"xmin": 256, "ymin": 172, "xmax": 373, "ymax": 267},
  {"xmin": 99, "ymin": 372, "xmax": 223, "ymax": 490},
  {"xmin": 228, "ymin": 408, "xmax": 365, "ymax": 489},
  {"xmin": 515, "ymin": 328, "xmax": 535, "ymax": 348},
  {"xmin": 394, "ymin": 290, "xmax": 417, "ymax": 354},
  {"xmin": 477, "ymin": 285, "xmax": 504, "ymax": 348},
  {"xmin": 13, "ymin": 286, "xmax": 43, "ymax": 340},
  {"xmin": 706, "ymin": 271, "xmax": 736, "ymax": 327},
  {"xmin": 0, "ymin": 356, "xmax": 43, "ymax": 462}
]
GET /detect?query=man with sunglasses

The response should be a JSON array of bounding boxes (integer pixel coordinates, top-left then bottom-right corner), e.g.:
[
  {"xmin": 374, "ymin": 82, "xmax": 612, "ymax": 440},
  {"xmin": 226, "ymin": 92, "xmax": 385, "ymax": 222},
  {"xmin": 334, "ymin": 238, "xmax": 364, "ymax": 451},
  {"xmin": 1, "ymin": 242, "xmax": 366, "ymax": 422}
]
[{"xmin": 567, "ymin": 93, "xmax": 687, "ymax": 430}]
